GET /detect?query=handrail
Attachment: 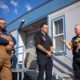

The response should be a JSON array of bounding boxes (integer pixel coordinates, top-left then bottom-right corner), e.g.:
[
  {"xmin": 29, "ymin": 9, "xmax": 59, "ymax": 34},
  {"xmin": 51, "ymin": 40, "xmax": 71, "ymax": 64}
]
[
  {"xmin": 52, "ymin": 55, "xmax": 73, "ymax": 72},
  {"xmin": 53, "ymin": 71, "xmax": 72, "ymax": 80},
  {"xmin": 14, "ymin": 46, "xmax": 24, "ymax": 49}
]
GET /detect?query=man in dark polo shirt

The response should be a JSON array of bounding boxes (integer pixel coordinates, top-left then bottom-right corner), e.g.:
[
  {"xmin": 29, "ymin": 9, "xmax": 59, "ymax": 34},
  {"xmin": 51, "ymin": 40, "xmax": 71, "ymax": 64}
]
[
  {"xmin": 62, "ymin": 24, "xmax": 80, "ymax": 80},
  {"xmin": 34, "ymin": 23, "xmax": 54, "ymax": 80}
]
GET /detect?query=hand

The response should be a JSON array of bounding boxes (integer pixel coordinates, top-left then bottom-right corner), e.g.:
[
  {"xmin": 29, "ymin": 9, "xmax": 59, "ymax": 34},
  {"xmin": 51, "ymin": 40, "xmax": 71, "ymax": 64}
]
[
  {"xmin": 60, "ymin": 38, "xmax": 66, "ymax": 44},
  {"xmin": 9, "ymin": 41, "xmax": 14, "ymax": 46},
  {"xmin": 50, "ymin": 47, "xmax": 55, "ymax": 52},
  {"xmin": 47, "ymin": 51, "xmax": 52, "ymax": 57},
  {"xmin": 6, "ymin": 45, "xmax": 13, "ymax": 51}
]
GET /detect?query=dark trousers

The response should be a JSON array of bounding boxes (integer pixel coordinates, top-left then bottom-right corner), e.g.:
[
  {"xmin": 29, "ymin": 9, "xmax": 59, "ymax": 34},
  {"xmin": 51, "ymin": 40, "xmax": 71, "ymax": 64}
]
[
  {"xmin": 37, "ymin": 54, "xmax": 53, "ymax": 80},
  {"xmin": 73, "ymin": 57, "xmax": 80, "ymax": 80}
]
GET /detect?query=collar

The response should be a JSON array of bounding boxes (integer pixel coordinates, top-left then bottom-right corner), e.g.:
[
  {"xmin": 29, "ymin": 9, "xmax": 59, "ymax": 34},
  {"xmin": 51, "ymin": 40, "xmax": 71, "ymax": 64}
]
[
  {"xmin": 76, "ymin": 35, "xmax": 80, "ymax": 38},
  {"xmin": 0, "ymin": 29, "xmax": 6, "ymax": 32},
  {"xmin": 40, "ymin": 31, "xmax": 47, "ymax": 36}
]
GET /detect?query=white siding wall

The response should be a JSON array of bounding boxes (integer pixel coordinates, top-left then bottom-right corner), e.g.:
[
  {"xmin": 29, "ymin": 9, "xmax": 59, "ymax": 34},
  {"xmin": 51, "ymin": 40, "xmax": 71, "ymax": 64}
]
[
  {"xmin": 10, "ymin": 30, "xmax": 17, "ymax": 48},
  {"xmin": 48, "ymin": 1, "xmax": 80, "ymax": 59}
]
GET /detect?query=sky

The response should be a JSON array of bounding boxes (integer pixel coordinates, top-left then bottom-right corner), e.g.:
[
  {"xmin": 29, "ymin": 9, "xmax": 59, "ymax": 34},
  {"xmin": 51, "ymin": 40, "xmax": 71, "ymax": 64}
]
[{"xmin": 0, "ymin": 0, "xmax": 48, "ymax": 24}]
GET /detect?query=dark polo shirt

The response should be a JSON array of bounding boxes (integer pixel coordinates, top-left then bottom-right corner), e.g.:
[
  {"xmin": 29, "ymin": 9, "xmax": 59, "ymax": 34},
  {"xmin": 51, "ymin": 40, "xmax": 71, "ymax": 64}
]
[{"xmin": 34, "ymin": 31, "xmax": 52, "ymax": 55}]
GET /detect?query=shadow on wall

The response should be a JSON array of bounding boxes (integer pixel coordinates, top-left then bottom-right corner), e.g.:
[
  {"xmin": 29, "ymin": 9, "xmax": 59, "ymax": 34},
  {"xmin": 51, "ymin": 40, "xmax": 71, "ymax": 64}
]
[{"xmin": 24, "ymin": 52, "xmax": 37, "ymax": 70}]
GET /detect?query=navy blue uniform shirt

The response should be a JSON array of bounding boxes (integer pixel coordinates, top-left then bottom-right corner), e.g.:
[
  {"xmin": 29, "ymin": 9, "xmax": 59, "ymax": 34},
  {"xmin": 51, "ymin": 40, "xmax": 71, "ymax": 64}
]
[
  {"xmin": 0, "ymin": 29, "xmax": 16, "ymax": 46},
  {"xmin": 69, "ymin": 36, "xmax": 80, "ymax": 58}
]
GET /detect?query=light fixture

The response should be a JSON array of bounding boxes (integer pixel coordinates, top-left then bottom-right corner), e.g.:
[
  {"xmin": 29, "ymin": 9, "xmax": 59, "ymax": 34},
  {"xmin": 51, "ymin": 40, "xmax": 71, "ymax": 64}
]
[{"xmin": 20, "ymin": 19, "xmax": 25, "ymax": 23}]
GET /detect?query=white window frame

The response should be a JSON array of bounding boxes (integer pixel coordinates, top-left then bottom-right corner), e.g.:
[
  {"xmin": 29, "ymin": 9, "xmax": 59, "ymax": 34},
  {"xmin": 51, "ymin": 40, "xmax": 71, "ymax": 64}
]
[{"xmin": 51, "ymin": 15, "xmax": 66, "ymax": 54}]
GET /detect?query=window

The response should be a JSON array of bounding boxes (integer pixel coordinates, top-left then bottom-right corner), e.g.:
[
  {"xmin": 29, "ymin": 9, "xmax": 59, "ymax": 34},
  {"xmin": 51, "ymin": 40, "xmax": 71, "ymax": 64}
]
[{"xmin": 52, "ymin": 16, "xmax": 65, "ymax": 53}]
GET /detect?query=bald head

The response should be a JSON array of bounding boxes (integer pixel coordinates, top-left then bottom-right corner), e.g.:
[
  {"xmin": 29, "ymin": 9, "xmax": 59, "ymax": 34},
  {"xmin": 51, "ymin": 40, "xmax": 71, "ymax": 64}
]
[{"xmin": 75, "ymin": 24, "xmax": 80, "ymax": 36}]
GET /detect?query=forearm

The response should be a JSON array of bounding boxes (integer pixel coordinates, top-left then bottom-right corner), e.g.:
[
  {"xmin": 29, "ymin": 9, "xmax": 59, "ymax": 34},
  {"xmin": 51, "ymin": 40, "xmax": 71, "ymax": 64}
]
[
  {"xmin": 0, "ymin": 34, "xmax": 11, "ymax": 41},
  {"xmin": 1, "ymin": 35, "xmax": 15, "ymax": 46},
  {"xmin": 61, "ymin": 39, "xmax": 72, "ymax": 50},
  {"xmin": 64, "ymin": 42, "xmax": 72, "ymax": 50},
  {"xmin": 37, "ymin": 44, "xmax": 48, "ymax": 54}
]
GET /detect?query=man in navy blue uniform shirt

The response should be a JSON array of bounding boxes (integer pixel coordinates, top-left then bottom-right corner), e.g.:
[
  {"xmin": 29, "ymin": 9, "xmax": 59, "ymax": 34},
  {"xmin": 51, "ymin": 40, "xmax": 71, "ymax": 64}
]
[
  {"xmin": 62, "ymin": 24, "xmax": 80, "ymax": 80},
  {"xmin": 0, "ymin": 18, "xmax": 16, "ymax": 80},
  {"xmin": 34, "ymin": 23, "xmax": 54, "ymax": 80}
]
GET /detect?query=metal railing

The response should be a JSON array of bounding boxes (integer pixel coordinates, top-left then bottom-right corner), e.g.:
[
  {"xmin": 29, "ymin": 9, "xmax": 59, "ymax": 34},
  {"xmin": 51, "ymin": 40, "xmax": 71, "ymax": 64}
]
[
  {"xmin": 12, "ymin": 46, "xmax": 73, "ymax": 80},
  {"xmin": 12, "ymin": 46, "xmax": 25, "ymax": 80},
  {"xmin": 53, "ymin": 51, "xmax": 72, "ymax": 60}
]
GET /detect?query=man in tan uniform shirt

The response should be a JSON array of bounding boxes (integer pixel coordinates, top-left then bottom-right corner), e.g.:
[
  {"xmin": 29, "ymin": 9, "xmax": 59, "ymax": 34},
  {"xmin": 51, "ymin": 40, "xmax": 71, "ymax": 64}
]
[{"xmin": 0, "ymin": 18, "xmax": 16, "ymax": 80}]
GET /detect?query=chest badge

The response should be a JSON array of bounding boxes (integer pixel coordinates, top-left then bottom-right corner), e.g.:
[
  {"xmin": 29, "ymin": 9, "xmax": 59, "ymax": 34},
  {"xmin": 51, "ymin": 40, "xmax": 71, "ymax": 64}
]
[{"xmin": 42, "ymin": 36, "xmax": 46, "ymax": 41}]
